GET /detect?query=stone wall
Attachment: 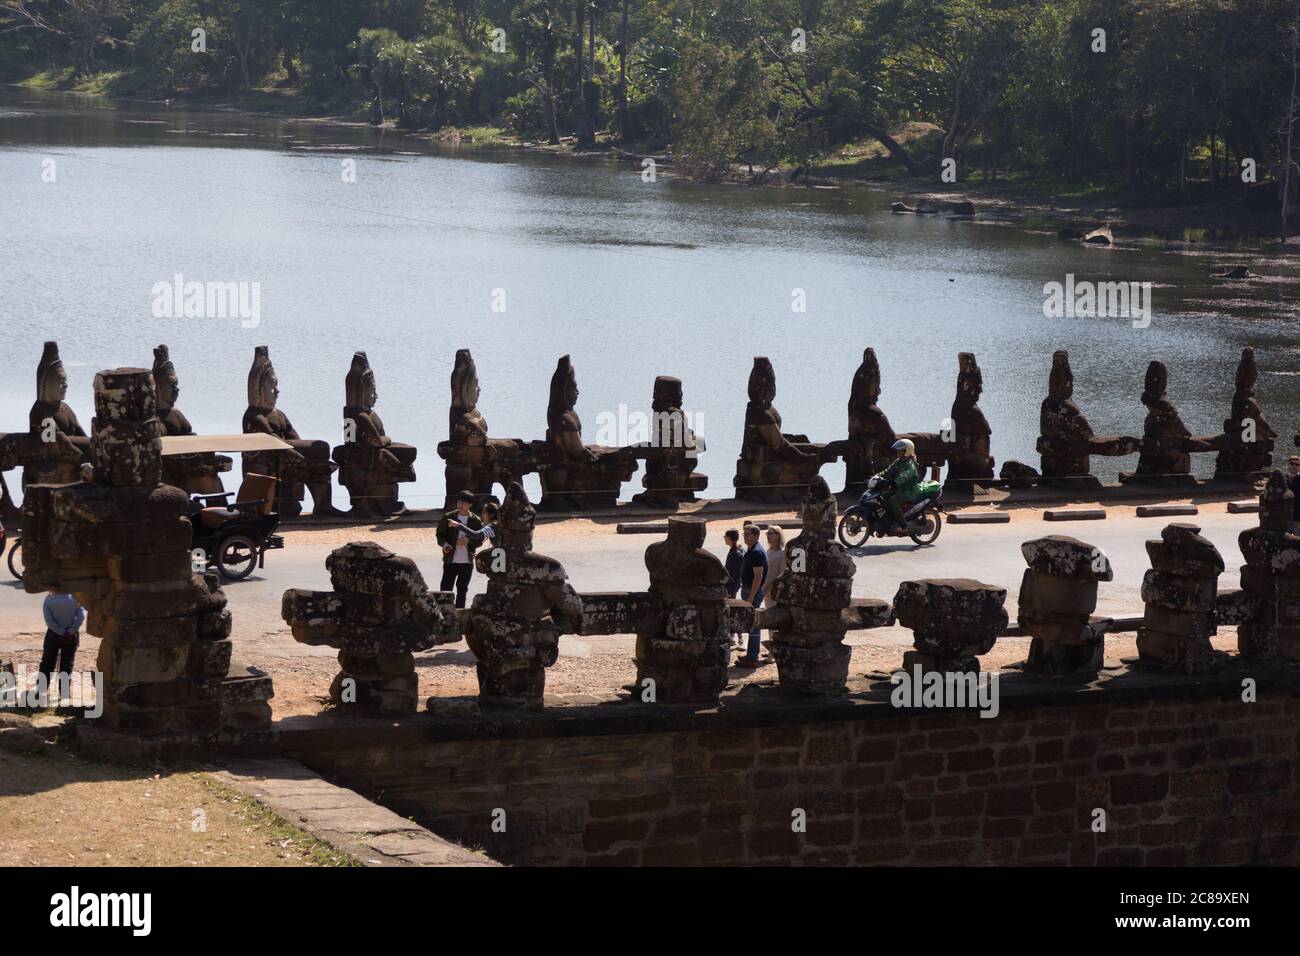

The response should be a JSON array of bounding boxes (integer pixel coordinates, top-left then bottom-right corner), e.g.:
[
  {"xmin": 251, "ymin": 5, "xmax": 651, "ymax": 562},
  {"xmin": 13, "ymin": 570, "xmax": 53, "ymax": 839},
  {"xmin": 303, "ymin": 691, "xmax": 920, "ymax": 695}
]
[{"xmin": 280, "ymin": 665, "xmax": 1300, "ymax": 866}]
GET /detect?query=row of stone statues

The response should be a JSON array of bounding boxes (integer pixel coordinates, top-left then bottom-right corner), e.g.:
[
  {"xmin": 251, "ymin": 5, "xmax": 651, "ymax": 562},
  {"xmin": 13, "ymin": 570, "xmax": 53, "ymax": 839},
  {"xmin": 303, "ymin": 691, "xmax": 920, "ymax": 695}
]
[
  {"xmin": 1, "ymin": 342, "xmax": 1280, "ymax": 522},
  {"xmin": 283, "ymin": 467, "xmax": 1300, "ymax": 716},
  {"xmin": 15, "ymin": 364, "xmax": 1296, "ymax": 741}
]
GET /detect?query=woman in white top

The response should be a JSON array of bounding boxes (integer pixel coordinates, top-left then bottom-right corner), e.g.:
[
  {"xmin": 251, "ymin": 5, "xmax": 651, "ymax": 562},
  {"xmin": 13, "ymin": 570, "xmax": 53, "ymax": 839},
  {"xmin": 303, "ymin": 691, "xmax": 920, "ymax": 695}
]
[{"xmin": 764, "ymin": 526, "xmax": 786, "ymax": 607}]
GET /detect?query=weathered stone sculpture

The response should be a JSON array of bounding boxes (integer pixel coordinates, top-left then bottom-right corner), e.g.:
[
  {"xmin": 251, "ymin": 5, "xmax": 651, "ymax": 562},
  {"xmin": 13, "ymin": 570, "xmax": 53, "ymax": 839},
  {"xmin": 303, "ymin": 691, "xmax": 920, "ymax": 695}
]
[
  {"xmin": 1214, "ymin": 347, "xmax": 1275, "ymax": 480},
  {"xmin": 631, "ymin": 376, "xmax": 707, "ymax": 507},
  {"xmin": 436, "ymin": 349, "xmax": 536, "ymax": 510},
  {"xmin": 1136, "ymin": 523, "xmax": 1224, "ymax": 673},
  {"xmin": 331, "ymin": 352, "xmax": 417, "ymax": 518},
  {"xmin": 533, "ymin": 355, "xmax": 636, "ymax": 511},
  {"xmin": 632, "ymin": 516, "xmax": 733, "ymax": 702},
  {"xmin": 1233, "ymin": 472, "xmax": 1300, "ymax": 661},
  {"xmin": 22, "ymin": 368, "xmax": 272, "ymax": 736},
  {"xmin": 733, "ymin": 357, "xmax": 829, "ymax": 503},
  {"xmin": 152, "ymin": 345, "xmax": 231, "ymax": 495},
  {"xmin": 763, "ymin": 477, "xmax": 891, "ymax": 695},
  {"xmin": 1037, "ymin": 350, "xmax": 1140, "ymax": 487},
  {"xmin": 242, "ymin": 346, "xmax": 339, "ymax": 517},
  {"xmin": 839, "ymin": 348, "xmax": 898, "ymax": 490},
  {"xmin": 894, "ymin": 579, "xmax": 1007, "ymax": 673},
  {"xmin": 282, "ymin": 542, "xmax": 459, "ymax": 714},
  {"xmin": 1019, "ymin": 536, "xmax": 1113, "ymax": 677},
  {"xmin": 460, "ymin": 482, "xmax": 583, "ymax": 708},
  {"xmin": 21, "ymin": 341, "xmax": 89, "ymax": 489},
  {"xmin": 1121, "ymin": 361, "xmax": 1217, "ymax": 486},
  {"xmin": 944, "ymin": 352, "xmax": 995, "ymax": 493}
]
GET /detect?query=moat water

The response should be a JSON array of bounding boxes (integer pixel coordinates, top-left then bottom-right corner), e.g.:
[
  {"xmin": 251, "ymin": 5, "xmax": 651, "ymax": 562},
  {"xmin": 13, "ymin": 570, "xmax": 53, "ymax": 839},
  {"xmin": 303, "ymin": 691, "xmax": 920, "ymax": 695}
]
[{"xmin": 3, "ymin": 87, "xmax": 1298, "ymax": 504}]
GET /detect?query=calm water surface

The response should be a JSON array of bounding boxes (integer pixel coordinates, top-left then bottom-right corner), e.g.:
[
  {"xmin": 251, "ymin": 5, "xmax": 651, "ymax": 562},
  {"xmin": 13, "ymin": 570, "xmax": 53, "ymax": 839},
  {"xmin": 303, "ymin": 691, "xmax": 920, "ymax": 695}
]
[{"xmin": 3, "ymin": 88, "xmax": 1299, "ymax": 504}]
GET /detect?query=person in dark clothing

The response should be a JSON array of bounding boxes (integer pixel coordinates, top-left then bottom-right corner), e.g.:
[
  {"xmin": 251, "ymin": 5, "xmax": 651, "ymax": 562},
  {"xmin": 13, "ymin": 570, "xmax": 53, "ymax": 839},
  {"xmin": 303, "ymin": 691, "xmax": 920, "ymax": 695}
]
[
  {"xmin": 736, "ymin": 525, "xmax": 768, "ymax": 668},
  {"xmin": 40, "ymin": 590, "xmax": 84, "ymax": 704},
  {"xmin": 436, "ymin": 491, "xmax": 484, "ymax": 608},
  {"xmin": 723, "ymin": 528, "xmax": 745, "ymax": 598}
]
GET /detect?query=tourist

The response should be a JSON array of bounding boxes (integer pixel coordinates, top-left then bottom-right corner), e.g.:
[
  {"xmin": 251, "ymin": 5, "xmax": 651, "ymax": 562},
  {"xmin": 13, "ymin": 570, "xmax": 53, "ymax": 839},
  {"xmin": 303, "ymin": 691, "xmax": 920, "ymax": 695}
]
[
  {"xmin": 1289, "ymin": 457, "xmax": 1300, "ymax": 533},
  {"xmin": 736, "ymin": 525, "xmax": 768, "ymax": 668},
  {"xmin": 40, "ymin": 589, "xmax": 84, "ymax": 704},
  {"xmin": 437, "ymin": 491, "xmax": 484, "ymax": 608},
  {"xmin": 723, "ymin": 529, "xmax": 745, "ymax": 598},
  {"xmin": 480, "ymin": 501, "xmax": 500, "ymax": 542},
  {"xmin": 764, "ymin": 526, "xmax": 786, "ymax": 606}
]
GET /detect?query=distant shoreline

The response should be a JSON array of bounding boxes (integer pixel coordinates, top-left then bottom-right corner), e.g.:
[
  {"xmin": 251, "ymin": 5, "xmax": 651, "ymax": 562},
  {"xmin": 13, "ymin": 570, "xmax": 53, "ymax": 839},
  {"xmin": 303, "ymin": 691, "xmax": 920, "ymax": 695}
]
[{"xmin": 9, "ymin": 82, "xmax": 1296, "ymax": 250}]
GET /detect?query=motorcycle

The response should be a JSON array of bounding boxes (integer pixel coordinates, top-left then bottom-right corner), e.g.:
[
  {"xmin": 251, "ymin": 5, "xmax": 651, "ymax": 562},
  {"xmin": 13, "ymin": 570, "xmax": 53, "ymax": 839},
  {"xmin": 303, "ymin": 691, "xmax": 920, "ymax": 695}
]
[{"xmin": 837, "ymin": 476, "xmax": 944, "ymax": 548}]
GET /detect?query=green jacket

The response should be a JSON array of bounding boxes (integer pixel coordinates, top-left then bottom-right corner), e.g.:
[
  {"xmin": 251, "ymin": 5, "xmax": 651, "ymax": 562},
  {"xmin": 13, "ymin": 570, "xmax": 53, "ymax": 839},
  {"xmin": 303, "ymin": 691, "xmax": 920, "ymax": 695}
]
[
  {"xmin": 437, "ymin": 510, "xmax": 484, "ymax": 564},
  {"xmin": 879, "ymin": 456, "xmax": 923, "ymax": 502}
]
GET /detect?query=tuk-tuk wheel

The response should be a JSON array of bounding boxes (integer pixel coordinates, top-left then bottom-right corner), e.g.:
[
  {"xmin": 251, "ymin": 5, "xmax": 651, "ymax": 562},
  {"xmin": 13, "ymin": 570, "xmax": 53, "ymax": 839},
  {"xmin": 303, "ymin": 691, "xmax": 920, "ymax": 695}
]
[{"xmin": 217, "ymin": 534, "xmax": 259, "ymax": 581}]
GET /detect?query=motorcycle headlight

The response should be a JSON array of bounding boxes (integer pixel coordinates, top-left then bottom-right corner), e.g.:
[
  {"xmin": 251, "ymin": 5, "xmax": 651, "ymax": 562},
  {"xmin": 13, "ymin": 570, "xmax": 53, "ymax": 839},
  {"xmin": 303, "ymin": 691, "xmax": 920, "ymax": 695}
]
[{"xmin": 867, "ymin": 477, "xmax": 879, "ymax": 490}]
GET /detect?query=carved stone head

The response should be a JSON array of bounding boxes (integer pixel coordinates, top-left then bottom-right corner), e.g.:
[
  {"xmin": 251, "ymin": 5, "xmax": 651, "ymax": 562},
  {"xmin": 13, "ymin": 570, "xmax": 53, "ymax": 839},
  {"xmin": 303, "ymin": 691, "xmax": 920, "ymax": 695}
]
[
  {"xmin": 345, "ymin": 351, "xmax": 377, "ymax": 410},
  {"xmin": 499, "ymin": 481, "xmax": 536, "ymax": 553},
  {"xmin": 955, "ymin": 352, "xmax": 983, "ymax": 407},
  {"xmin": 851, "ymin": 348, "xmax": 882, "ymax": 406},
  {"xmin": 247, "ymin": 346, "xmax": 279, "ymax": 409},
  {"xmin": 1259, "ymin": 469, "xmax": 1292, "ymax": 533},
  {"xmin": 450, "ymin": 349, "xmax": 481, "ymax": 414},
  {"xmin": 36, "ymin": 341, "xmax": 68, "ymax": 404},
  {"xmin": 665, "ymin": 514, "xmax": 707, "ymax": 551},
  {"xmin": 1235, "ymin": 347, "xmax": 1257, "ymax": 393},
  {"xmin": 748, "ymin": 357, "xmax": 776, "ymax": 405},
  {"xmin": 800, "ymin": 476, "xmax": 837, "ymax": 539},
  {"xmin": 1141, "ymin": 360, "xmax": 1168, "ymax": 407},
  {"xmin": 651, "ymin": 375, "xmax": 683, "ymax": 412},
  {"xmin": 549, "ymin": 355, "xmax": 579, "ymax": 414},
  {"xmin": 1048, "ymin": 350, "xmax": 1073, "ymax": 401},
  {"xmin": 152, "ymin": 344, "xmax": 179, "ymax": 410}
]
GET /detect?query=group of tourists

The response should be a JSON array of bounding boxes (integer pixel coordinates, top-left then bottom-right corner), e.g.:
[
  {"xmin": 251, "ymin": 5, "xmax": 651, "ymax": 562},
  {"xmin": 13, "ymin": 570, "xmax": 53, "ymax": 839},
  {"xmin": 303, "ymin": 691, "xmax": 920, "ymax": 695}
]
[{"xmin": 723, "ymin": 523, "xmax": 787, "ymax": 669}]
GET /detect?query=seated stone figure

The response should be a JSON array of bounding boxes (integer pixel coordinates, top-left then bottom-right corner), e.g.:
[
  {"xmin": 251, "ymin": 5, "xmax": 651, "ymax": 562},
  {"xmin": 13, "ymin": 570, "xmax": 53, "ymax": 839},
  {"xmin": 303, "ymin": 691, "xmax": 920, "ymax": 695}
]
[
  {"xmin": 943, "ymin": 352, "xmax": 995, "ymax": 492},
  {"xmin": 22, "ymin": 367, "xmax": 272, "ymax": 735},
  {"xmin": 1215, "ymin": 347, "xmax": 1275, "ymax": 481},
  {"xmin": 241, "ymin": 346, "xmax": 339, "ymax": 516},
  {"xmin": 733, "ymin": 356, "xmax": 830, "ymax": 503},
  {"xmin": 1120, "ymin": 361, "xmax": 1223, "ymax": 486},
  {"xmin": 532, "ymin": 355, "xmax": 636, "ymax": 511},
  {"xmin": 20, "ymin": 341, "xmax": 90, "ymax": 489},
  {"xmin": 632, "ymin": 375, "xmax": 707, "ymax": 508},
  {"xmin": 436, "ymin": 349, "xmax": 537, "ymax": 511},
  {"xmin": 837, "ymin": 348, "xmax": 898, "ymax": 490},
  {"xmin": 152, "ymin": 345, "xmax": 231, "ymax": 495},
  {"xmin": 331, "ymin": 352, "xmax": 417, "ymax": 518},
  {"xmin": 1037, "ymin": 350, "xmax": 1140, "ymax": 488}
]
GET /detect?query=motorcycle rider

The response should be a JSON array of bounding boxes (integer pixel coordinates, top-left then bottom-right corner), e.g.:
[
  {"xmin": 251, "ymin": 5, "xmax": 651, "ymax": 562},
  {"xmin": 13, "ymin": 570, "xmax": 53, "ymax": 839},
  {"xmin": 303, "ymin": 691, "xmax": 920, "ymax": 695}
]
[{"xmin": 874, "ymin": 438, "xmax": 922, "ymax": 534}]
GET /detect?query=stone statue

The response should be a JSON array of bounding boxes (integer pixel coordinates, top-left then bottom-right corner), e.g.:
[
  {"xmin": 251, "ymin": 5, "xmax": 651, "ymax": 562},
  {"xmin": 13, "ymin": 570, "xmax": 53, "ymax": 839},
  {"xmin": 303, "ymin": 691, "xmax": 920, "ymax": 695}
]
[
  {"xmin": 1037, "ymin": 350, "xmax": 1139, "ymax": 488},
  {"xmin": 332, "ymin": 352, "xmax": 417, "ymax": 517},
  {"xmin": 1214, "ymin": 347, "xmax": 1275, "ymax": 480},
  {"xmin": 1234, "ymin": 472, "xmax": 1300, "ymax": 661},
  {"xmin": 840, "ymin": 348, "xmax": 897, "ymax": 489},
  {"xmin": 944, "ymin": 352, "xmax": 995, "ymax": 492},
  {"xmin": 1120, "ymin": 361, "xmax": 1217, "ymax": 486},
  {"xmin": 733, "ymin": 356, "xmax": 829, "ymax": 503},
  {"xmin": 1019, "ymin": 535, "xmax": 1113, "ymax": 676},
  {"xmin": 632, "ymin": 375, "xmax": 707, "ymax": 507},
  {"xmin": 762, "ymin": 477, "xmax": 859, "ymax": 695},
  {"xmin": 633, "ymin": 516, "xmax": 733, "ymax": 701},
  {"xmin": 22, "ymin": 367, "xmax": 272, "ymax": 736},
  {"xmin": 436, "ymin": 349, "xmax": 536, "ymax": 510},
  {"xmin": 242, "ymin": 346, "xmax": 339, "ymax": 516},
  {"xmin": 533, "ymin": 355, "xmax": 636, "ymax": 511},
  {"xmin": 461, "ymin": 482, "xmax": 583, "ymax": 708},
  {"xmin": 22, "ymin": 341, "xmax": 89, "ymax": 488},
  {"xmin": 282, "ymin": 541, "xmax": 460, "ymax": 714},
  {"xmin": 152, "ymin": 344, "xmax": 231, "ymax": 495},
  {"xmin": 894, "ymin": 578, "xmax": 1007, "ymax": 674},
  {"xmin": 1136, "ymin": 523, "xmax": 1224, "ymax": 673}
]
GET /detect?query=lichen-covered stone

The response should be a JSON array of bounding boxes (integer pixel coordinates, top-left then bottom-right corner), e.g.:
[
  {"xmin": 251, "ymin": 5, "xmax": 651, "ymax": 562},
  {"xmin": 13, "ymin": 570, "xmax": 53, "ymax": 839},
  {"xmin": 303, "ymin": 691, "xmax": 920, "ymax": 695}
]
[
  {"xmin": 282, "ymin": 540, "xmax": 459, "ymax": 714},
  {"xmin": 332, "ymin": 352, "xmax": 417, "ymax": 518},
  {"xmin": 894, "ymin": 578, "xmax": 1007, "ymax": 673},
  {"xmin": 1136, "ymin": 523, "xmax": 1225, "ymax": 673},
  {"xmin": 1018, "ymin": 535, "xmax": 1113, "ymax": 676},
  {"xmin": 1235, "ymin": 472, "xmax": 1300, "ymax": 661}
]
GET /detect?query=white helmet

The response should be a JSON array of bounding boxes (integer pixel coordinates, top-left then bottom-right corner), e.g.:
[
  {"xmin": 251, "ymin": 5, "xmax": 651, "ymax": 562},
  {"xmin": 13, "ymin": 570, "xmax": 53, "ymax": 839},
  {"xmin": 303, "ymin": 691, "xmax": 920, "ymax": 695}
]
[{"xmin": 891, "ymin": 438, "xmax": 915, "ymax": 456}]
